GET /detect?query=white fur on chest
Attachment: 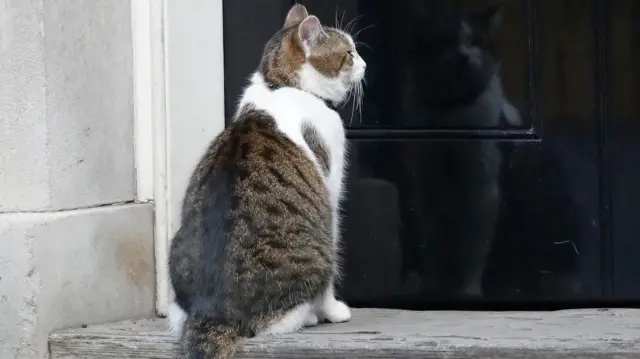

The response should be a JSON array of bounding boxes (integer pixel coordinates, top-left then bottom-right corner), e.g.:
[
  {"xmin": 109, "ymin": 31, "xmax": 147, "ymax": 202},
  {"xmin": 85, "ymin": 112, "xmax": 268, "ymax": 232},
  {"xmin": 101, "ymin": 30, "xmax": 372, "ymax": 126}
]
[{"xmin": 238, "ymin": 73, "xmax": 347, "ymax": 209}]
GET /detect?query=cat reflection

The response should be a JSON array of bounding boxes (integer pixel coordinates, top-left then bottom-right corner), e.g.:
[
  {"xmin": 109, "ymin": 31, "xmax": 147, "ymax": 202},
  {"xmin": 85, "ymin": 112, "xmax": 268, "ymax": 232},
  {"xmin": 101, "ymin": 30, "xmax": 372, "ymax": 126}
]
[{"xmin": 397, "ymin": 1, "xmax": 520, "ymax": 298}]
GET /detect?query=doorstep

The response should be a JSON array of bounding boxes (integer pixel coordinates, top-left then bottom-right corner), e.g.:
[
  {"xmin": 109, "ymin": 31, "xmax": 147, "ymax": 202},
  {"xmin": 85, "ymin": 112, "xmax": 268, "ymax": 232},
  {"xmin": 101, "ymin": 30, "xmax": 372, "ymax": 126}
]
[{"xmin": 49, "ymin": 308, "xmax": 640, "ymax": 358}]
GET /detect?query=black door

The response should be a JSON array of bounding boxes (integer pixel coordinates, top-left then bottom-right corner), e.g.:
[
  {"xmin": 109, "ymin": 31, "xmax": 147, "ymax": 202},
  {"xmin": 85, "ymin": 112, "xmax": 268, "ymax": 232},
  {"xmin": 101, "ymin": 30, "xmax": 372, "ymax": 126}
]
[{"xmin": 223, "ymin": 0, "xmax": 640, "ymax": 307}]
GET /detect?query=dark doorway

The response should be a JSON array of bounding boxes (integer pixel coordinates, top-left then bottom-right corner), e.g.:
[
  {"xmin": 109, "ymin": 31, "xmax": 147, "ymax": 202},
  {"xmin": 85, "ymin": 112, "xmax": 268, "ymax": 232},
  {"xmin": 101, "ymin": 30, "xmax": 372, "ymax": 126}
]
[{"xmin": 222, "ymin": 0, "xmax": 640, "ymax": 308}]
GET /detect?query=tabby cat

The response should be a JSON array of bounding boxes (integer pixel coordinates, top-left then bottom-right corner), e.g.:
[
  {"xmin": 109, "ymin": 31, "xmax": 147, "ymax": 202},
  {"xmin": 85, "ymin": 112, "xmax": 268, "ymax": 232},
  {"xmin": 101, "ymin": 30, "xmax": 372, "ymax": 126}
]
[{"xmin": 167, "ymin": 4, "xmax": 366, "ymax": 358}]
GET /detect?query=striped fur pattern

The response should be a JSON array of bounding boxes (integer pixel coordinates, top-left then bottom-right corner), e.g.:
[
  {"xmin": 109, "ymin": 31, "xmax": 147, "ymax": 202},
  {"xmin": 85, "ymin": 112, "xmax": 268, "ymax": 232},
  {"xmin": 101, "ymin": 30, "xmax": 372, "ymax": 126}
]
[{"xmin": 168, "ymin": 4, "xmax": 366, "ymax": 358}]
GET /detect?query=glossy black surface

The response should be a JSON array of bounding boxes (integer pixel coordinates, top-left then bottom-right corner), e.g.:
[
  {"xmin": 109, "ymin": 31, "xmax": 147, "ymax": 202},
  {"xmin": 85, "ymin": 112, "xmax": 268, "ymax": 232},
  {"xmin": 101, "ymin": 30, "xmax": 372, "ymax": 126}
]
[
  {"xmin": 609, "ymin": 0, "xmax": 640, "ymax": 299},
  {"xmin": 300, "ymin": 0, "xmax": 534, "ymax": 130},
  {"xmin": 340, "ymin": 137, "xmax": 601, "ymax": 305},
  {"xmin": 223, "ymin": 0, "xmax": 640, "ymax": 307}
]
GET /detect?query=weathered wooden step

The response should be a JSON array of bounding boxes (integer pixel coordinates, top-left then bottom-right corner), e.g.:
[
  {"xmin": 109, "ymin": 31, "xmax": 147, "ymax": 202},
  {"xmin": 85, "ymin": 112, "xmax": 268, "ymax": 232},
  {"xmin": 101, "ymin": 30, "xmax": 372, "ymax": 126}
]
[{"xmin": 49, "ymin": 308, "xmax": 640, "ymax": 358}]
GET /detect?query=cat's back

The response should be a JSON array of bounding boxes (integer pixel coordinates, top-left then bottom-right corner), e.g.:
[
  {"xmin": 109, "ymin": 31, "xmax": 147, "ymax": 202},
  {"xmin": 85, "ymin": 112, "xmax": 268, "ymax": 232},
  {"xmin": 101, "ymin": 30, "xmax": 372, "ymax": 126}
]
[
  {"xmin": 170, "ymin": 106, "xmax": 333, "ymax": 305},
  {"xmin": 175, "ymin": 105, "xmax": 332, "ymax": 253}
]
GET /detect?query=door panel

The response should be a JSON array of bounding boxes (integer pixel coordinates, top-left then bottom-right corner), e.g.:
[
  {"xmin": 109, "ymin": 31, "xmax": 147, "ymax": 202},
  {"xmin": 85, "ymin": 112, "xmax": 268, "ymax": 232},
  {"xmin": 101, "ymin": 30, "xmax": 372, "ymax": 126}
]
[
  {"xmin": 610, "ymin": 0, "xmax": 640, "ymax": 299},
  {"xmin": 222, "ymin": 0, "xmax": 291, "ymax": 120},
  {"xmin": 342, "ymin": 139, "xmax": 600, "ymax": 304},
  {"xmin": 221, "ymin": 0, "xmax": 635, "ymax": 306},
  {"xmin": 300, "ymin": 0, "xmax": 533, "ymax": 130},
  {"xmin": 332, "ymin": 0, "xmax": 602, "ymax": 304}
]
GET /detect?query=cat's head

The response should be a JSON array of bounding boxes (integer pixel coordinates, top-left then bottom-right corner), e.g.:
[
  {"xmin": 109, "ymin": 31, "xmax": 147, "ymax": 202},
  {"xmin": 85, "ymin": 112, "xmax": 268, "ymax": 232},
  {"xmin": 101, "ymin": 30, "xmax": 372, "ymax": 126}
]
[
  {"xmin": 259, "ymin": 4, "xmax": 367, "ymax": 105},
  {"xmin": 405, "ymin": 1, "xmax": 503, "ymax": 108}
]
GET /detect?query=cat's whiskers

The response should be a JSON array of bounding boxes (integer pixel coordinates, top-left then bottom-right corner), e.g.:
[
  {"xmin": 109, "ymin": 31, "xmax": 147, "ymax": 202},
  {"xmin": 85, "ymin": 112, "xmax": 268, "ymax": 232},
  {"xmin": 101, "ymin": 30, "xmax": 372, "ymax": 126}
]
[
  {"xmin": 356, "ymin": 81, "xmax": 364, "ymax": 125},
  {"xmin": 344, "ymin": 15, "xmax": 363, "ymax": 35},
  {"xmin": 348, "ymin": 88, "xmax": 356, "ymax": 127},
  {"xmin": 346, "ymin": 77, "xmax": 365, "ymax": 126},
  {"xmin": 339, "ymin": 10, "xmax": 347, "ymax": 30},
  {"xmin": 341, "ymin": 81, "xmax": 354, "ymax": 126},
  {"xmin": 345, "ymin": 85, "xmax": 354, "ymax": 105},
  {"xmin": 356, "ymin": 41, "xmax": 372, "ymax": 51},
  {"xmin": 351, "ymin": 24, "xmax": 375, "ymax": 41}
]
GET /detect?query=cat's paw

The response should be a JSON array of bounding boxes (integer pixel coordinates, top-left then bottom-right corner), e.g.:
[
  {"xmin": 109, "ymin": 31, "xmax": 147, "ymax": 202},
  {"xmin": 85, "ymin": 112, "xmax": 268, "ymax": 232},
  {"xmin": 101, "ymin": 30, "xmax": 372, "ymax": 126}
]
[
  {"xmin": 317, "ymin": 299, "xmax": 351, "ymax": 323},
  {"xmin": 303, "ymin": 310, "xmax": 319, "ymax": 327},
  {"xmin": 167, "ymin": 302, "xmax": 187, "ymax": 337},
  {"xmin": 264, "ymin": 303, "xmax": 312, "ymax": 335}
]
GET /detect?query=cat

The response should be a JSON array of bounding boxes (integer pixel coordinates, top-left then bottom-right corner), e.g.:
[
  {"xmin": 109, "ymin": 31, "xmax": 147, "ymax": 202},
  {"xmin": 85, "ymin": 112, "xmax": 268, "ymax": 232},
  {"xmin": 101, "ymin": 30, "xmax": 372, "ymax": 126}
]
[
  {"xmin": 391, "ymin": 1, "xmax": 522, "ymax": 298},
  {"xmin": 167, "ymin": 4, "xmax": 366, "ymax": 358}
]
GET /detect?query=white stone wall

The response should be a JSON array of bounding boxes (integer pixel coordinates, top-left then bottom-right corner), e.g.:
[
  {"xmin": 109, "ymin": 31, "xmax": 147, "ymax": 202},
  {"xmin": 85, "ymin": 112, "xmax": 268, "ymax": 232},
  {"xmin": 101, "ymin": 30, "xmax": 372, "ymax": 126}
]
[{"xmin": 0, "ymin": 0, "xmax": 155, "ymax": 357}]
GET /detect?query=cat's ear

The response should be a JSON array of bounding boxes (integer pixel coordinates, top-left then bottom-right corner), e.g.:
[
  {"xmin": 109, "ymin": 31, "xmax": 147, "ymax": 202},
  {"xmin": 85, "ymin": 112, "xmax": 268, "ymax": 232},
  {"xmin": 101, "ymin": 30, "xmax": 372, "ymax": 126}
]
[
  {"xmin": 478, "ymin": 2, "xmax": 503, "ymax": 29},
  {"xmin": 298, "ymin": 16, "xmax": 325, "ymax": 44},
  {"xmin": 283, "ymin": 4, "xmax": 309, "ymax": 29}
]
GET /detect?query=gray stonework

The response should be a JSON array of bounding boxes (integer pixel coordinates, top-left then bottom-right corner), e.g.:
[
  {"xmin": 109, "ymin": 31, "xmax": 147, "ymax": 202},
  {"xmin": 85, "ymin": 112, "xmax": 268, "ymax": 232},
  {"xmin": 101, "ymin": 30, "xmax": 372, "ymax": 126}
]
[
  {"xmin": 0, "ymin": 204, "xmax": 155, "ymax": 358},
  {"xmin": 0, "ymin": 0, "xmax": 154, "ymax": 358},
  {"xmin": 0, "ymin": 0, "xmax": 134, "ymax": 212}
]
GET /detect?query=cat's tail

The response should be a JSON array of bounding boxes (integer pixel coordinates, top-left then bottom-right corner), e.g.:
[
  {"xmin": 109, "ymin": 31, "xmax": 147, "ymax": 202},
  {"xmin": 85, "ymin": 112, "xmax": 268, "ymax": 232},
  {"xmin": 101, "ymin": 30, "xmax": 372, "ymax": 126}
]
[{"xmin": 181, "ymin": 301, "xmax": 243, "ymax": 359}]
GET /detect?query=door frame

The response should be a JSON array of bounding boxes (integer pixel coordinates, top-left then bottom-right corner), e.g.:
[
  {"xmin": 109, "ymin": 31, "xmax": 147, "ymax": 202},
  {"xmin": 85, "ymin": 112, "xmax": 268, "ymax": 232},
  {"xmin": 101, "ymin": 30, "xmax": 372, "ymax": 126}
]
[{"xmin": 132, "ymin": 0, "xmax": 226, "ymax": 315}]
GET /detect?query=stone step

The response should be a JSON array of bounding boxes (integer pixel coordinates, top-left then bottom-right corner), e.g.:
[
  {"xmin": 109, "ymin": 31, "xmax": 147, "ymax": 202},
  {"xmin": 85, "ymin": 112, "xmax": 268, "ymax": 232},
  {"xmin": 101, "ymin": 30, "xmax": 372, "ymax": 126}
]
[{"xmin": 49, "ymin": 308, "xmax": 640, "ymax": 358}]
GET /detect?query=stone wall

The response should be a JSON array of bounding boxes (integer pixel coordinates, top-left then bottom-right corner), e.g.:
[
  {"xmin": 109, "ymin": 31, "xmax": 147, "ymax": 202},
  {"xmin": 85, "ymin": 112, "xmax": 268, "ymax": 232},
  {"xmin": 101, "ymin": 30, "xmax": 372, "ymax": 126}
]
[{"xmin": 0, "ymin": 0, "xmax": 155, "ymax": 357}]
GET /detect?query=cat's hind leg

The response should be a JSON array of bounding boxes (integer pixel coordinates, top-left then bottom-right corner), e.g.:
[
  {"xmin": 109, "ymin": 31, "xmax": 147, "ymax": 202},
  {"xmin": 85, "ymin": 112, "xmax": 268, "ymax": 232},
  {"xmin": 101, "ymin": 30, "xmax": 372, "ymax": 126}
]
[
  {"xmin": 168, "ymin": 301, "xmax": 188, "ymax": 337},
  {"xmin": 304, "ymin": 306, "xmax": 319, "ymax": 327},
  {"xmin": 314, "ymin": 282, "xmax": 351, "ymax": 323},
  {"xmin": 263, "ymin": 302, "xmax": 317, "ymax": 335},
  {"xmin": 314, "ymin": 208, "xmax": 352, "ymax": 324}
]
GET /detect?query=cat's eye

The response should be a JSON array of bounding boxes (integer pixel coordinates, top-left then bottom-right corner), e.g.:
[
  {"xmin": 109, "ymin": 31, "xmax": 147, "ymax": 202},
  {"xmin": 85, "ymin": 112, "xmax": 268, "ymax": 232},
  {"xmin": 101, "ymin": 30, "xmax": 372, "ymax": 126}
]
[{"xmin": 347, "ymin": 51, "xmax": 355, "ymax": 57}]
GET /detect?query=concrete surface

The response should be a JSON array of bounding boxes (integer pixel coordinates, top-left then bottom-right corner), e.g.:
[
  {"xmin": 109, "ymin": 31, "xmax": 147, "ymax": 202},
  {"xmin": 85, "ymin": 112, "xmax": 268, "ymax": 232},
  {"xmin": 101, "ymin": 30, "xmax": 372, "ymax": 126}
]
[
  {"xmin": 0, "ymin": 0, "xmax": 134, "ymax": 212},
  {"xmin": 0, "ymin": 0, "xmax": 154, "ymax": 358},
  {"xmin": 0, "ymin": 203, "xmax": 156, "ymax": 359},
  {"xmin": 49, "ymin": 308, "xmax": 640, "ymax": 358},
  {"xmin": 0, "ymin": 0, "xmax": 48, "ymax": 211}
]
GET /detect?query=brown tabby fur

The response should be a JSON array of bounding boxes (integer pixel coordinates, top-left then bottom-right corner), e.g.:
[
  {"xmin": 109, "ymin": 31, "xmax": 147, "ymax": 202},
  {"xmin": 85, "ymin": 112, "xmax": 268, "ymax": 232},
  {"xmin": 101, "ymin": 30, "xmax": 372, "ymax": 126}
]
[
  {"xmin": 259, "ymin": 8, "xmax": 355, "ymax": 88},
  {"xmin": 168, "ymin": 5, "xmax": 356, "ymax": 358},
  {"xmin": 301, "ymin": 122, "xmax": 331, "ymax": 176},
  {"xmin": 170, "ymin": 107, "xmax": 334, "ymax": 358}
]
